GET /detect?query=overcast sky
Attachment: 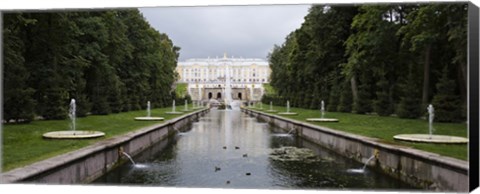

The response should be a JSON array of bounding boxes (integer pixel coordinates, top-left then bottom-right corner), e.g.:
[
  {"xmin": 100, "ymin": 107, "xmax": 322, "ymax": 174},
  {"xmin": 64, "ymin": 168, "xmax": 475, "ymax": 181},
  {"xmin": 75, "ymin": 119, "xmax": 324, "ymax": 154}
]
[{"xmin": 139, "ymin": 5, "xmax": 311, "ymax": 61}]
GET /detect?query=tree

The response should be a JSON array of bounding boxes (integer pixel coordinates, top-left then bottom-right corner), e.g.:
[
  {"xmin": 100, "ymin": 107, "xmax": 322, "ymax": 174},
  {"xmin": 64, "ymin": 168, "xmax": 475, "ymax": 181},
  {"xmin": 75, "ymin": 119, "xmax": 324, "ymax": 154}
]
[
  {"xmin": 268, "ymin": 5, "xmax": 357, "ymax": 111},
  {"xmin": 102, "ymin": 11, "xmax": 133, "ymax": 113},
  {"xmin": 327, "ymin": 78, "xmax": 340, "ymax": 112},
  {"xmin": 396, "ymin": 65, "xmax": 422, "ymax": 119},
  {"xmin": 398, "ymin": 4, "xmax": 446, "ymax": 107},
  {"xmin": 374, "ymin": 75, "xmax": 393, "ymax": 116},
  {"xmin": 444, "ymin": 4, "xmax": 468, "ymax": 115},
  {"xmin": 337, "ymin": 80, "xmax": 353, "ymax": 113},
  {"xmin": 3, "ymin": 13, "xmax": 36, "ymax": 123},
  {"xmin": 23, "ymin": 12, "xmax": 78, "ymax": 119},
  {"xmin": 344, "ymin": 5, "xmax": 401, "ymax": 115},
  {"xmin": 431, "ymin": 66, "xmax": 462, "ymax": 122},
  {"xmin": 3, "ymin": 9, "xmax": 180, "ymax": 120}
]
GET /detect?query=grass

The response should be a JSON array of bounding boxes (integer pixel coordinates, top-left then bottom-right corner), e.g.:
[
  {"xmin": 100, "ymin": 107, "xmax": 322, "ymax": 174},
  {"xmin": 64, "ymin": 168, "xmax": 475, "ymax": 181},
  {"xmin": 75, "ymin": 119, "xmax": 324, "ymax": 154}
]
[
  {"xmin": 2, "ymin": 105, "xmax": 198, "ymax": 172},
  {"xmin": 248, "ymin": 104, "xmax": 468, "ymax": 161},
  {"xmin": 262, "ymin": 83, "xmax": 277, "ymax": 95},
  {"xmin": 175, "ymin": 83, "xmax": 188, "ymax": 98}
]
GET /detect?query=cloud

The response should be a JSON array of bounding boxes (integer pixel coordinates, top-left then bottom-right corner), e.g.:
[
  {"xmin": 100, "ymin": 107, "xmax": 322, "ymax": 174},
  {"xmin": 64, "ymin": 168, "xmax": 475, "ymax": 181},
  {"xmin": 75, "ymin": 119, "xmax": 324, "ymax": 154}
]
[{"xmin": 139, "ymin": 4, "xmax": 310, "ymax": 61}]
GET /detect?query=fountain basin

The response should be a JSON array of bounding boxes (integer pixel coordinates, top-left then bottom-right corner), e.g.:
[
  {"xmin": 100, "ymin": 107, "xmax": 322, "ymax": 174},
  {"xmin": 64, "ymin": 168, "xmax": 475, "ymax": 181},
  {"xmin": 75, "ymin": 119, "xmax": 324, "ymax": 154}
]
[
  {"xmin": 277, "ymin": 112, "xmax": 298, "ymax": 115},
  {"xmin": 306, "ymin": 118, "xmax": 339, "ymax": 122},
  {"xmin": 393, "ymin": 134, "xmax": 468, "ymax": 144},
  {"xmin": 43, "ymin": 131, "xmax": 105, "ymax": 139},
  {"xmin": 134, "ymin": 117, "xmax": 164, "ymax": 121},
  {"xmin": 165, "ymin": 112, "xmax": 184, "ymax": 115},
  {"xmin": 265, "ymin": 110, "xmax": 278, "ymax": 113}
]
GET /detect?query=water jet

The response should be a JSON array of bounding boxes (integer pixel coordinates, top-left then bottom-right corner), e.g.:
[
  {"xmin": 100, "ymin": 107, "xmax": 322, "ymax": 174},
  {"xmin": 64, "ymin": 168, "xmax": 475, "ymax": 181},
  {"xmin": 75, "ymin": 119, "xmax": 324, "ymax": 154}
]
[
  {"xmin": 278, "ymin": 101, "xmax": 298, "ymax": 115},
  {"xmin": 165, "ymin": 100, "xmax": 184, "ymax": 114},
  {"xmin": 306, "ymin": 100, "xmax": 339, "ymax": 122},
  {"xmin": 42, "ymin": 99, "xmax": 105, "ymax": 139},
  {"xmin": 135, "ymin": 101, "xmax": 165, "ymax": 121},
  {"xmin": 393, "ymin": 104, "xmax": 468, "ymax": 144}
]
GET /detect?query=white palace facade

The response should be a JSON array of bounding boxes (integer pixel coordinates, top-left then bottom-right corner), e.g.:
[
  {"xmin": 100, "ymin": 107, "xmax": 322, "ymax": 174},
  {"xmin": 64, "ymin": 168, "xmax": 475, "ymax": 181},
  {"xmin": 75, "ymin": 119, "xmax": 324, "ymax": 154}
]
[{"xmin": 176, "ymin": 54, "xmax": 271, "ymax": 102}]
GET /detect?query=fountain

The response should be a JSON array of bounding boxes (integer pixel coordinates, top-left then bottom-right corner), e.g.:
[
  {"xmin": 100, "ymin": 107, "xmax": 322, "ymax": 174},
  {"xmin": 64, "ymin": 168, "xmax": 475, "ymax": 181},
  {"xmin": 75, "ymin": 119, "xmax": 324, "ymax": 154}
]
[
  {"xmin": 193, "ymin": 101, "xmax": 202, "ymax": 110},
  {"xmin": 393, "ymin": 104, "xmax": 468, "ymax": 144},
  {"xmin": 287, "ymin": 128, "xmax": 296, "ymax": 135},
  {"xmin": 135, "ymin": 101, "xmax": 164, "ymax": 121},
  {"xmin": 119, "ymin": 149, "xmax": 147, "ymax": 168},
  {"xmin": 223, "ymin": 59, "xmax": 233, "ymax": 110},
  {"xmin": 321, "ymin": 100, "xmax": 325, "ymax": 118},
  {"xmin": 347, "ymin": 155, "xmax": 376, "ymax": 174},
  {"xmin": 95, "ymin": 108, "xmax": 417, "ymax": 190},
  {"xmin": 43, "ymin": 99, "xmax": 105, "ymax": 139},
  {"xmin": 165, "ymin": 100, "xmax": 184, "ymax": 114},
  {"xmin": 278, "ymin": 100, "xmax": 298, "ymax": 115},
  {"xmin": 306, "ymin": 100, "xmax": 339, "ymax": 122},
  {"xmin": 121, "ymin": 151, "xmax": 136, "ymax": 165},
  {"xmin": 183, "ymin": 100, "xmax": 192, "ymax": 112},
  {"xmin": 428, "ymin": 104, "xmax": 434, "ymax": 139},
  {"xmin": 266, "ymin": 101, "xmax": 278, "ymax": 113}
]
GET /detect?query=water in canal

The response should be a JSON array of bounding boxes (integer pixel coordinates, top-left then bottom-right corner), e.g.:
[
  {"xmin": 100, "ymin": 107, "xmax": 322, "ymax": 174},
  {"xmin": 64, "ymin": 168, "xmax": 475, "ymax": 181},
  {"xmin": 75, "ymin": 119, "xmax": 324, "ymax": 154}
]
[{"xmin": 93, "ymin": 110, "xmax": 416, "ymax": 191}]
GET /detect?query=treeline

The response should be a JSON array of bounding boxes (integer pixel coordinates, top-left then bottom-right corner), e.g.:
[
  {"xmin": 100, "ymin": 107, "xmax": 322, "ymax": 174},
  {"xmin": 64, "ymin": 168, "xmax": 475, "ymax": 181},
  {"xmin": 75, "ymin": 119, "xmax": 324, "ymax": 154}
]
[
  {"xmin": 265, "ymin": 4, "xmax": 467, "ymax": 122},
  {"xmin": 3, "ymin": 9, "xmax": 180, "ymax": 123}
]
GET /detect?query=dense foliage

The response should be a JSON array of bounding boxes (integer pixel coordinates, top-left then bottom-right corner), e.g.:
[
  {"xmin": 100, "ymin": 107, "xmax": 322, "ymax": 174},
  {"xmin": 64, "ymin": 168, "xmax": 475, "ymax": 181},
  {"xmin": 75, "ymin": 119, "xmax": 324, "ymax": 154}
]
[
  {"xmin": 265, "ymin": 4, "xmax": 467, "ymax": 122},
  {"xmin": 3, "ymin": 9, "xmax": 180, "ymax": 123}
]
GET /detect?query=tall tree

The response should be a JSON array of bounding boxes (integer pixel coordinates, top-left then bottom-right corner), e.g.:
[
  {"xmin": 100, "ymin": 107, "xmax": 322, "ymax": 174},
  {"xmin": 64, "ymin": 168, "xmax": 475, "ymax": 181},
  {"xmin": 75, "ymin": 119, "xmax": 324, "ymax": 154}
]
[
  {"xmin": 444, "ymin": 4, "xmax": 468, "ymax": 110},
  {"xmin": 431, "ymin": 65, "xmax": 462, "ymax": 122},
  {"xmin": 398, "ymin": 4, "xmax": 446, "ymax": 107},
  {"xmin": 344, "ymin": 5, "xmax": 400, "ymax": 114},
  {"xmin": 396, "ymin": 64, "xmax": 422, "ymax": 119},
  {"xmin": 23, "ymin": 12, "xmax": 78, "ymax": 119},
  {"xmin": 102, "ymin": 10, "xmax": 133, "ymax": 113},
  {"xmin": 3, "ymin": 13, "xmax": 36, "ymax": 123},
  {"xmin": 3, "ymin": 9, "xmax": 180, "ymax": 121}
]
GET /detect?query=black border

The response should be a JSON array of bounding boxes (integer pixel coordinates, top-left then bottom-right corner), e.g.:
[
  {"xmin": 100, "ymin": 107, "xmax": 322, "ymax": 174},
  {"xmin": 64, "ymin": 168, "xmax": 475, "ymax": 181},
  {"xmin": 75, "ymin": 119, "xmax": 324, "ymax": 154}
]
[
  {"xmin": 468, "ymin": 2, "xmax": 480, "ymax": 192},
  {"xmin": 0, "ymin": 11, "xmax": 3, "ymax": 179},
  {"xmin": 0, "ymin": 2, "xmax": 479, "ymax": 193}
]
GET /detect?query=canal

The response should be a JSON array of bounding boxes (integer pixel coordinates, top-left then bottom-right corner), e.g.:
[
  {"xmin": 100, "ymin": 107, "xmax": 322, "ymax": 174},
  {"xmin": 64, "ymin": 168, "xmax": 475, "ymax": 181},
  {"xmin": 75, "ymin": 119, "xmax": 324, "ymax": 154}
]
[{"xmin": 93, "ymin": 109, "xmax": 416, "ymax": 191}]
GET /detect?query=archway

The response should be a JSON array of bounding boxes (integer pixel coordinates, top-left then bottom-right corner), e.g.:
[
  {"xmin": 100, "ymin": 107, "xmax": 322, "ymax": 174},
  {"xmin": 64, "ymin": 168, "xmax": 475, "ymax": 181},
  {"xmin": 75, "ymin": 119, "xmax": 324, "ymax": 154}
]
[
  {"xmin": 208, "ymin": 92, "xmax": 212, "ymax": 99},
  {"xmin": 238, "ymin": 92, "xmax": 242, "ymax": 100},
  {"xmin": 217, "ymin": 92, "xmax": 222, "ymax": 99}
]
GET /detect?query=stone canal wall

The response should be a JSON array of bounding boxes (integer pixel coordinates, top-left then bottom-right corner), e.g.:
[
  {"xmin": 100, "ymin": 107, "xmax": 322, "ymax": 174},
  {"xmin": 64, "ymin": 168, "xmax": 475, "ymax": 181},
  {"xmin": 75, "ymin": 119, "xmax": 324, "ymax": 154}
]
[
  {"xmin": 242, "ymin": 108, "xmax": 469, "ymax": 192},
  {"xmin": 1, "ymin": 109, "xmax": 209, "ymax": 184}
]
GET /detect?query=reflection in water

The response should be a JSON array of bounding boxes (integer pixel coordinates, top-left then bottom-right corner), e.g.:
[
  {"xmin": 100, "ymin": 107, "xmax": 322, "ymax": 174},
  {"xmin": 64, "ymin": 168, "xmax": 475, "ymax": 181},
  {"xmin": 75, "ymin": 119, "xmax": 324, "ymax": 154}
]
[{"xmin": 93, "ymin": 110, "xmax": 417, "ymax": 191}]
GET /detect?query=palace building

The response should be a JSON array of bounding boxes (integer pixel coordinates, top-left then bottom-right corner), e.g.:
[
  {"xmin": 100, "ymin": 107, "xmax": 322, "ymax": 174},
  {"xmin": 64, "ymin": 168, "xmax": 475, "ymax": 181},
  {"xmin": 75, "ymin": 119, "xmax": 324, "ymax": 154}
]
[{"xmin": 176, "ymin": 54, "xmax": 270, "ymax": 103}]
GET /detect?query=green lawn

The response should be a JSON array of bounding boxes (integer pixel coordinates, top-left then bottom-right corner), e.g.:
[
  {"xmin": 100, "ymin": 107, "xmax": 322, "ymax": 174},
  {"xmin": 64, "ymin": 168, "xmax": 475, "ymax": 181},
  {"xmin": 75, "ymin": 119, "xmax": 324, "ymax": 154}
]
[
  {"xmin": 175, "ymin": 83, "xmax": 188, "ymax": 98},
  {"xmin": 249, "ymin": 104, "xmax": 468, "ymax": 161},
  {"xmin": 2, "ymin": 105, "xmax": 198, "ymax": 171}
]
